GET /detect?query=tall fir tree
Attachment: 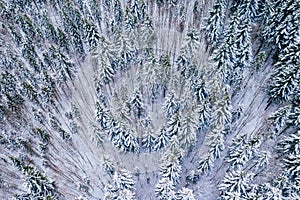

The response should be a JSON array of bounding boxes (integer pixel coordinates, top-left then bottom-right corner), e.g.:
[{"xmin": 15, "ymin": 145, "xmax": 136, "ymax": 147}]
[
  {"xmin": 155, "ymin": 178, "xmax": 176, "ymax": 200},
  {"xmin": 204, "ymin": 0, "xmax": 226, "ymax": 47},
  {"xmin": 219, "ymin": 169, "xmax": 254, "ymax": 199},
  {"xmin": 179, "ymin": 109, "xmax": 198, "ymax": 151},
  {"xmin": 177, "ymin": 187, "xmax": 196, "ymax": 200},
  {"xmin": 130, "ymin": 90, "xmax": 145, "ymax": 119},
  {"xmin": 163, "ymin": 91, "xmax": 180, "ymax": 118}
]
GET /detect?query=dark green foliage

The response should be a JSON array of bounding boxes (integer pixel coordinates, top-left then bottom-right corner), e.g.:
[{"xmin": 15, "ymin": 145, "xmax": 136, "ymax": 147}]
[
  {"xmin": 197, "ymin": 153, "xmax": 214, "ymax": 174},
  {"xmin": 11, "ymin": 158, "xmax": 57, "ymax": 199},
  {"xmin": 211, "ymin": 42, "xmax": 236, "ymax": 86},
  {"xmin": 130, "ymin": 90, "xmax": 145, "ymax": 119},
  {"xmin": 268, "ymin": 43, "xmax": 300, "ymax": 103},
  {"xmin": 160, "ymin": 155, "xmax": 182, "ymax": 184},
  {"xmin": 84, "ymin": 21, "xmax": 100, "ymax": 49},
  {"xmin": 204, "ymin": 0, "xmax": 225, "ymax": 47},
  {"xmin": 263, "ymin": 0, "xmax": 300, "ymax": 72},
  {"xmin": 219, "ymin": 169, "xmax": 254, "ymax": 199},
  {"xmin": 232, "ymin": 0, "xmax": 260, "ymax": 20},
  {"xmin": 227, "ymin": 134, "xmax": 261, "ymax": 168},
  {"xmin": 154, "ymin": 127, "xmax": 170, "ymax": 151},
  {"xmin": 235, "ymin": 18, "xmax": 252, "ymax": 69},
  {"xmin": 192, "ymin": 78, "xmax": 210, "ymax": 103},
  {"xmin": 284, "ymin": 154, "xmax": 300, "ymax": 180},
  {"xmin": 32, "ymin": 128, "xmax": 50, "ymax": 143},
  {"xmin": 155, "ymin": 178, "xmax": 176, "ymax": 200},
  {"xmin": 142, "ymin": 125, "xmax": 156, "ymax": 152},
  {"xmin": 114, "ymin": 32, "xmax": 136, "ymax": 70},
  {"xmin": 268, "ymin": 105, "xmax": 292, "ymax": 133},
  {"xmin": 163, "ymin": 92, "xmax": 180, "ymax": 118},
  {"xmin": 197, "ymin": 100, "xmax": 212, "ymax": 128},
  {"xmin": 20, "ymin": 81, "xmax": 38, "ymax": 102},
  {"xmin": 278, "ymin": 131, "xmax": 300, "ymax": 157},
  {"xmin": 96, "ymin": 102, "xmax": 113, "ymax": 130},
  {"xmin": 58, "ymin": 127, "xmax": 70, "ymax": 140},
  {"xmin": 211, "ymin": 96, "xmax": 232, "ymax": 128},
  {"xmin": 176, "ymin": 30, "xmax": 200, "ymax": 79},
  {"xmin": 166, "ymin": 113, "xmax": 181, "ymax": 137},
  {"xmin": 107, "ymin": 120, "xmax": 139, "ymax": 153}
]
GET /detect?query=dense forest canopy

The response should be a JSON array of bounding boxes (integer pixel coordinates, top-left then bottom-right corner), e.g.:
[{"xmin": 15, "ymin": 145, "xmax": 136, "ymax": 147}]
[{"xmin": 0, "ymin": 0, "xmax": 299, "ymax": 199}]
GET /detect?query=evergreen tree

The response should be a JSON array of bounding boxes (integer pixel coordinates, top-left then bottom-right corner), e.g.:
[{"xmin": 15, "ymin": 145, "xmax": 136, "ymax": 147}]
[
  {"xmin": 130, "ymin": 0, "xmax": 143, "ymax": 23},
  {"xmin": 232, "ymin": 0, "xmax": 260, "ymax": 20},
  {"xmin": 219, "ymin": 169, "xmax": 254, "ymax": 199},
  {"xmin": 177, "ymin": 187, "xmax": 196, "ymax": 200},
  {"xmin": 112, "ymin": 83, "xmax": 130, "ymax": 113},
  {"xmin": 125, "ymin": 5, "xmax": 136, "ymax": 31},
  {"xmin": 211, "ymin": 95, "xmax": 232, "ymax": 129},
  {"xmin": 142, "ymin": 122, "xmax": 156, "ymax": 152},
  {"xmin": 250, "ymin": 181, "xmax": 285, "ymax": 200},
  {"xmin": 19, "ymin": 13, "xmax": 40, "ymax": 43},
  {"xmin": 176, "ymin": 30, "xmax": 200, "ymax": 79},
  {"xmin": 98, "ymin": 58, "xmax": 115, "ymax": 85},
  {"xmin": 213, "ymin": 35, "xmax": 240, "ymax": 90},
  {"xmin": 89, "ymin": 0, "xmax": 102, "ymax": 27},
  {"xmin": 104, "ymin": 183, "xmax": 118, "ymax": 200},
  {"xmin": 130, "ymin": 90, "xmax": 145, "ymax": 119},
  {"xmin": 288, "ymin": 106, "xmax": 300, "ymax": 126},
  {"xmin": 157, "ymin": 54, "xmax": 172, "ymax": 97},
  {"xmin": 166, "ymin": 112, "xmax": 181, "ymax": 137},
  {"xmin": 20, "ymin": 80, "xmax": 38, "ymax": 102},
  {"xmin": 102, "ymin": 156, "xmax": 115, "ymax": 175},
  {"xmin": 49, "ymin": 46, "xmax": 76, "ymax": 83},
  {"xmin": 160, "ymin": 155, "xmax": 182, "ymax": 184},
  {"xmin": 94, "ymin": 77, "xmax": 107, "ymax": 105},
  {"xmin": 254, "ymin": 150, "xmax": 271, "ymax": 171},
  {"xmin": 92, "ymin": 36, "xmax": 116, "ymax": 85},
  {"xmin": 32, "ymin": 128, "xmax": 50, "ymax": 144},
  {"xmin": 207, "ymin": 125, "xmax": 225, "ymax": 160},
  {"xmin": 40, "ymin": 10, "xmax": 58, "ymax": 44},
  {"xmin": 168, "ymin": 135, "xmax": 180, "ymax": 153},
  {"xmin": 140, "ymin": 15, "xmax": 155, "ymax": 47},
  {"xmin": 277, "ymin": 131, "xmax": 300, "ymax": 157},
  {"xmin": 104, "ymin": 170, "xmax": 136, "ymax": 199},
  {"xmin": 144, "ymin": 55, "xmax": 161, "ymax": 102},
  {"xmin": 114, "ymin": 32, "xmax": 136, "ymax": 71},
  {"xmin": 154, "ymin": 127, "xmax": 170, "ymax": 151},
  {"xmin": 83, "ymin": 19, "xmax": 100, "ymax": 49},
  {"xmin": 203, "ymin": 0, "xmax": 226, "ymax": 47},
  {"xmin": 163, "ymin": 91, "xmax": 180, "ymax": 118},
  {"xmin": 57, "ymin": 27, "xmax": 70, "ymax": 53},
  {"xmin": 91, "ymin": 125, "xmax": 105, "ymax": 147},
  {"xmin": 236, "ymin": 18, "xmax": 252, "ymax": 70},
  {"xmin": 211, "ymin": 39, "xmax": 236, "ymax": 87},
  {"xmin": 179, "ymin": 109, "xmax": 198, "ymax": 151},
  {"xmin": 162, "ymin": 136, "xmax": 186, "ymax": 162},
  {"xmin": 197, "ymin": 152, "xmax": 214, "ymax": 174},
  {"xmin": 268, "ymin": 104, "xmax": 292, "ymax": 134},
  {"xmin": 227, "ymin": 134, "xmax": 261, "ymax": 169},
  {"xmin": 96, "ymin": 102, "xmax": 113, "ymax": 131},
  {"xmin": 268, "ymin": 43, "xmax": 300, "ymax": 102},
  {"xmin": 113, "ymin": 169, "xmax": 135, "ymax": 190},
  {"xmin": 192, "ymin": 77, "xmax": 210, "ymax": 103},
  {"xmin": 113, "ymin": 0, "xmax": 123, "ymax": 27},
  {"xmin": 197, "ymin": 100, "xmax": 212, "ymax": 128},
  {"xmin": 11, "ymin": 158, "xmax": 57, "ymax": 199},
  {"xmin": 71, "ymin": 27, "xmax": 85, "ymax": 60},
  {"xmin": 155, "ymin": 178, "xmax": 176, "ymax": 200},
  {"xmin": 267, "ymin": 0, "xmax": 299, "ymax": 50},
  {"xmin": 111, "ymin": 125, "xmax": 139, "ymax": 153},
  {"xmin": 284, "ymin": 153, "xmax": 300, "ymax": 181}
]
